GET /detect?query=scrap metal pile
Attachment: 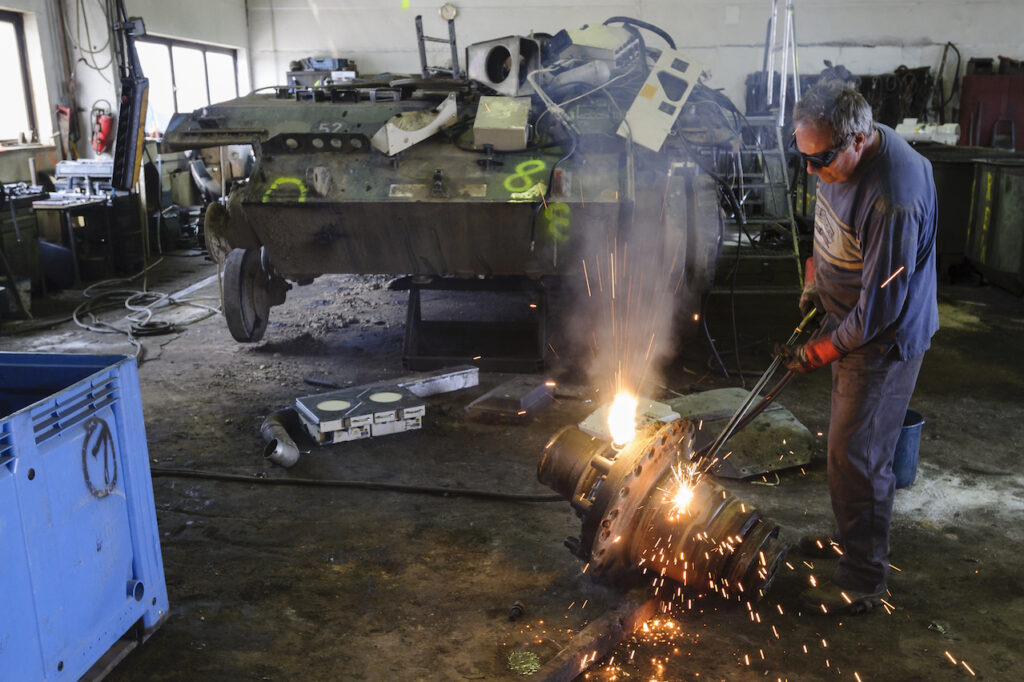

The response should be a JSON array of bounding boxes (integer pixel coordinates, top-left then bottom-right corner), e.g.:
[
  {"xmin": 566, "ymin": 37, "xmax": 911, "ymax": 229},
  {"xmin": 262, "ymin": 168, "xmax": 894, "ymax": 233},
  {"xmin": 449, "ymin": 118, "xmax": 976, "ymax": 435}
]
[{"xmin": 163, "ymin": 17, "xmax": 737, "ymax": 345}]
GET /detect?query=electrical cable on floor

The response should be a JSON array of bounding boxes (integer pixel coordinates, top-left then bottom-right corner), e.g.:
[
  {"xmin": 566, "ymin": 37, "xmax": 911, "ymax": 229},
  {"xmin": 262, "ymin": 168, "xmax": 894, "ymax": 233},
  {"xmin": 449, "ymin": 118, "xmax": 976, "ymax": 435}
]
[
  {"xmin": 71, "ymin": 258, "xmax": 222, "ymax": 362},
  {"xmin": 149, "ymin": 467, "xmax": 564, "ymax": 503}
]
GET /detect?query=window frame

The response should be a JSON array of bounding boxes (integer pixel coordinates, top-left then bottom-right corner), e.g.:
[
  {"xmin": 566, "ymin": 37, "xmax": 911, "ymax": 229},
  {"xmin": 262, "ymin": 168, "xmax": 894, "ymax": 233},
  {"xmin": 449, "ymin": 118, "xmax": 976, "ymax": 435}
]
[
  {"xmin": 135, "ymin": 35, "xmax": 238, "ymax": 118},
  {"xmin": 0, "ymin": 9, "xmax": 38, "ymax": 143}
]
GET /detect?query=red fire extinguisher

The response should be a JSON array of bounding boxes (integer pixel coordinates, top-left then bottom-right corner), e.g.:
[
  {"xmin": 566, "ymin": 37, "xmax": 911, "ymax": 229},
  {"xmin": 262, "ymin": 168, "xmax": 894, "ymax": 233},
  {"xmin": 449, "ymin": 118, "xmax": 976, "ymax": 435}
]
[{"xmin": 91, "ymin": 109, "xmax": 114, "ymax": 154}]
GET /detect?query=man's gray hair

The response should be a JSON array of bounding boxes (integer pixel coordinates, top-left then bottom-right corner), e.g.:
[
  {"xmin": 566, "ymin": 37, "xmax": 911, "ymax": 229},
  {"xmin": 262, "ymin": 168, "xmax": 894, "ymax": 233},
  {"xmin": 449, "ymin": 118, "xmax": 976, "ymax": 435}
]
[{"xmin": 792, "ymin": 80, "xmax": 874, "ymax": 145}]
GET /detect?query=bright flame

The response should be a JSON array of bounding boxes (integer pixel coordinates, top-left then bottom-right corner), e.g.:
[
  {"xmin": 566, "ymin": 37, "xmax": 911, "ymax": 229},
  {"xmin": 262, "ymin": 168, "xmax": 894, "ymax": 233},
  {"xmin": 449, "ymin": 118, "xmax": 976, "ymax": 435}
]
[
  {"xmin": 608, "ymin": 391, "xmax": 638, "ymax": 446},
  {"xmin": 672, "ymin": 485, "xmax": 694, "ymax": 513}
]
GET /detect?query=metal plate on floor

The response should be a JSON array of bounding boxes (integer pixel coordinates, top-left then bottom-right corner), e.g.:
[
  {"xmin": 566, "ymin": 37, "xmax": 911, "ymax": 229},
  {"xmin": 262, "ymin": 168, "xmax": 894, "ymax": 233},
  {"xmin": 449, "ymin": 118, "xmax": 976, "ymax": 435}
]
[{"xmin": 667, "ymin": 387, "xmax": 817, "ymax": 479}]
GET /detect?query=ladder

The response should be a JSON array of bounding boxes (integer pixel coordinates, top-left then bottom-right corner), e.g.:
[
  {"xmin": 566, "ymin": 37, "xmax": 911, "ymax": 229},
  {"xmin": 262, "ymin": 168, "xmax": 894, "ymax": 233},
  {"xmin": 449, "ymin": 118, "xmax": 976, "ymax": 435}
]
[
  {"xmin": 712, "ymin": 116, "xmax": 804, "ymax": 294},
  {"xmin": 711, "ymin": 0, "xmax": 804, "ymax": 294},
  {"xmin": 415, "ymin": 15, "xmax": 461, "ymax": 79},
  {"xmin": 763, "ymin": 0, "xmax": 801, "ymax": 126}
]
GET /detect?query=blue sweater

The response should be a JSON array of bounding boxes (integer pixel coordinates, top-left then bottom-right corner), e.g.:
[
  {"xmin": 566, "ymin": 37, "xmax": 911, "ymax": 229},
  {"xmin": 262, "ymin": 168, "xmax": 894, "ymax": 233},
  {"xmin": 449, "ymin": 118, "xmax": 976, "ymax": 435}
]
[{"xmin": 813, "ymin": 124, "xmax": 939, "ymax": 359}]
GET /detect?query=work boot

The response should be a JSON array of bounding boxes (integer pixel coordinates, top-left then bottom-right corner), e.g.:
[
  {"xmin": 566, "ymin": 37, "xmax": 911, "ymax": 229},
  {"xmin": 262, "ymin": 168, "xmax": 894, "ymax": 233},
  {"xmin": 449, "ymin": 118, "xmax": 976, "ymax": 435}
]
[
  {"xmin": 799, "ymin": 581, "xmax": 886, "ymax": 615},
  {"xmin": 797, "ymin": 534, "xmax": 843, "ymax": 558}
]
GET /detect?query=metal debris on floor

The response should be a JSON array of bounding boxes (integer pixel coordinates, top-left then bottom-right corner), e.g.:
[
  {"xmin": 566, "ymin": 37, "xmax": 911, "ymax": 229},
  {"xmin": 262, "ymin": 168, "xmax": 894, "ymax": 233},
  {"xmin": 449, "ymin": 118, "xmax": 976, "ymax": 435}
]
[{"xmin": 465, "ymin": 375, "xmax": 556, "ymax": 422}]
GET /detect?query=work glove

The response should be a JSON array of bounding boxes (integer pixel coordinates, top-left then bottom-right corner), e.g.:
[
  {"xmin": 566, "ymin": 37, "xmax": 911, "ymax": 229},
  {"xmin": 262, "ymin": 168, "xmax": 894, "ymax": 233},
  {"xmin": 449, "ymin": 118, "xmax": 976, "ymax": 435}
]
[
  {"xmin": 799, "ymin": 256, "xmax": 822, "ymax": 317},
  {"xmin": 799, "ymin": 282, "xmax": 822, "ymax": 318},
  {"xmin": 773, "ymin": 336, "xmax": 842, "ymax": 374}
]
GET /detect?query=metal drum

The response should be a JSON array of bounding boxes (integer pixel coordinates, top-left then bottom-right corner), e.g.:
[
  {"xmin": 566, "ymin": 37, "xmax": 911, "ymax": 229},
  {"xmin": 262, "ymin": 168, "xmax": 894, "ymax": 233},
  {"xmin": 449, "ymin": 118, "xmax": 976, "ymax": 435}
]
[
  {"xmin": 915, "ymin": 144, "xmax": 1011, "ymax": 279},
  {"xmin": 966, "ymin": 158, "xmax": 1024, "ymax": 295}
]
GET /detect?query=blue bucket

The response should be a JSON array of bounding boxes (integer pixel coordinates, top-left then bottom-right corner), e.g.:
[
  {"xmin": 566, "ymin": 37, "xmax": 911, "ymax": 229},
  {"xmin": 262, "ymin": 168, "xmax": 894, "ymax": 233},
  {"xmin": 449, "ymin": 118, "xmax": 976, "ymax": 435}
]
[{"xmin": 893, "ymin": 409, "xmax": 925, "ymax": 488}]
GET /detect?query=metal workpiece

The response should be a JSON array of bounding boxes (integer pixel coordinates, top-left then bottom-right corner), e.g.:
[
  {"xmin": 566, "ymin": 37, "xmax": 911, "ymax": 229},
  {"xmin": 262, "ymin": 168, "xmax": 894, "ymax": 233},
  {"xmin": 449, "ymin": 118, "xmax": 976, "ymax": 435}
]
[{"xmin": 538, "ymin": 420, "xmax": 787, "ymax": 601}]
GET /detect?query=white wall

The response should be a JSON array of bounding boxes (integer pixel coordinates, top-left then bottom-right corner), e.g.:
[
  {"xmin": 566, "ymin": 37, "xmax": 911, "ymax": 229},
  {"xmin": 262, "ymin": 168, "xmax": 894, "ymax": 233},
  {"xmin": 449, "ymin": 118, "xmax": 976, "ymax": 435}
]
[
  {"xmin": 246, "ymin": 0, "xmax": 1024, "ymax": 112},
  {"xmin": 0, "ymin": 0, "xmax": 249, "ymax": 181},
  {"xmin": 4, "ymin": 0, "xmax": 1021, "ymax": 183}
]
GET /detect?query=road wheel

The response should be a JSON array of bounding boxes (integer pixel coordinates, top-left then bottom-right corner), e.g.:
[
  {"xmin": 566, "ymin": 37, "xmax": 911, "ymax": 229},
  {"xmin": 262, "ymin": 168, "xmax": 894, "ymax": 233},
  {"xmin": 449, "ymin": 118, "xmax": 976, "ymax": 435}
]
[{"xmin": 222, "ymin": 248, "xmax": 271, "ymax": 342}]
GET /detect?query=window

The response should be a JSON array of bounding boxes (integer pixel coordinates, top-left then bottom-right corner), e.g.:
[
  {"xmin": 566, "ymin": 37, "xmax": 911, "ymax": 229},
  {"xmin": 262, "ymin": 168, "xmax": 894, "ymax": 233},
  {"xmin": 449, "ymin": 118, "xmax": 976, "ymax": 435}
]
[
  {"xmin": 0, "ymin": 11, "xmax": 37, "ymax": 143},
  {"xmin": 135, "ymin": 37, "xmax": 238, "ymax": 135}
]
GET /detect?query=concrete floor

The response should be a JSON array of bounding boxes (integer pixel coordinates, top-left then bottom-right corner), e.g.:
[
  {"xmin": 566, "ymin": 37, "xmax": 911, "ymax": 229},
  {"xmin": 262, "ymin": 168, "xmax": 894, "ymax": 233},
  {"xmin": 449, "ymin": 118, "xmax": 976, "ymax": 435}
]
[{"xmin": 3, "ymin": 256, "xmax": 1022, "ymax": 681}]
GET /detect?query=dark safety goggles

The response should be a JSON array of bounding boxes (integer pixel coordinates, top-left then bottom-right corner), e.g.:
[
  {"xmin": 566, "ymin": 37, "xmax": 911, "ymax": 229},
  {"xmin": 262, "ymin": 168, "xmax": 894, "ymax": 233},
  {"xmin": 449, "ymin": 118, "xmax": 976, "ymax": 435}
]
[{"xmin": 789, "ymin": 133, "xmax": 853, "ymax": 168}]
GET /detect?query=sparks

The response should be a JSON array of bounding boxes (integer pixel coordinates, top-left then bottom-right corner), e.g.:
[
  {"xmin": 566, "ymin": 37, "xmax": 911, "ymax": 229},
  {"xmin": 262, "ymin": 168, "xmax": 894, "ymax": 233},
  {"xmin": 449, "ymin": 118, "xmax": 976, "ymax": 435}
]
[
  {"xmin": 664, "ymin": 461, "xmax": 700, "ymax": 515},
  {"xmin": 880, "ymin": 265, "xmax": 905, "ymax": 288}
]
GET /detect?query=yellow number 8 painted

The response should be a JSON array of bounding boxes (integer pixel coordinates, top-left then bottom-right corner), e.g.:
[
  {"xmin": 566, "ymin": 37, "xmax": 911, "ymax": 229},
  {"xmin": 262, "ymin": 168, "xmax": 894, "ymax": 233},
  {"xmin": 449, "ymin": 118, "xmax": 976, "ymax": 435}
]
[
  {"xmin": 503, "ymin": 159, "xmax": 547, "ymax": 193},
  {"xmin": 544, "ymin": 202, "xmax": 571, "ymax": 243}
]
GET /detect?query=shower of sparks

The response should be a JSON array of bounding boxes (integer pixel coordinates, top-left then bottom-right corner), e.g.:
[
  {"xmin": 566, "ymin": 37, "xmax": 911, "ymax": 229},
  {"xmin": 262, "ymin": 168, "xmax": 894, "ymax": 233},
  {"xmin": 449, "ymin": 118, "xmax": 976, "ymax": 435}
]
[
  {"xmin": 880, "ymin": 265, "xmax": 905, "ymax": 288},
  {"xmin": 579, "ymin": 229, "xmax": 688, "ymax": 427},
  {"xmin": 662, "ymin": 461, "xmax": 701, "ymax": 516},
  {"xmin": 608, "ymin": 390, "xmax": 639, "ymax": 446}
]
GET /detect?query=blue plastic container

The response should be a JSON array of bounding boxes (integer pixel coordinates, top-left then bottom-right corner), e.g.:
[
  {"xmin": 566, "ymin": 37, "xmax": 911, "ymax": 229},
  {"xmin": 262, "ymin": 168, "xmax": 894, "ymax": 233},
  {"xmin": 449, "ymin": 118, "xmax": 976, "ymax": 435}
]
[
  {"xmin": 893, "ymin": 409, "xmax": 925, "ymax": 488},
  {"xmin": 1, "ymin": 353, "xmax": 169, "ymax": 680}
]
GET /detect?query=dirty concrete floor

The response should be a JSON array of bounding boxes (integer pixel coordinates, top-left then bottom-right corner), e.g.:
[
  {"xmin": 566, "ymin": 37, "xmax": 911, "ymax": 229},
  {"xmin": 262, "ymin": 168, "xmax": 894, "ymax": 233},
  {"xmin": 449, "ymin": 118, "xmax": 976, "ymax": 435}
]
[{"xmin": 2, "ymin": 256, "xmax": 1022, "ymax": 681}]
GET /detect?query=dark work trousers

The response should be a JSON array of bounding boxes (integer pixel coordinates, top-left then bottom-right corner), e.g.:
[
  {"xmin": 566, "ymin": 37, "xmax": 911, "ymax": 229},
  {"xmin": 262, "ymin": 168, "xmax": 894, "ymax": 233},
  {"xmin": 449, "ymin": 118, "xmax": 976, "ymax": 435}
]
[{"xmin": 828, "ymin": 349, "xmax": 924, "ymax": 593}]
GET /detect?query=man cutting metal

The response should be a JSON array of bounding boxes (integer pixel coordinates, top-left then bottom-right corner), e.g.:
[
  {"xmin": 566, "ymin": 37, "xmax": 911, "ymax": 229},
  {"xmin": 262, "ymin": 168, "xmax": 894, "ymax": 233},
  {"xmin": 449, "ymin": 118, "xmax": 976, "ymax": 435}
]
[{"xmin": 775, "ymin": 80, "xmax": 939, "ymax": 614}]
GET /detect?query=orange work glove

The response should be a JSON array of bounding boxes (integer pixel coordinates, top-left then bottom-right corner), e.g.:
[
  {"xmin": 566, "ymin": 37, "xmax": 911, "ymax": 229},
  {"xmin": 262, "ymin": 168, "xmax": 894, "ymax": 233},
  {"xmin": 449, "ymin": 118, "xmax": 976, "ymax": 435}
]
[{"xmin": 773, "ymin": 336, "xmax": 842, "ymax": 373}]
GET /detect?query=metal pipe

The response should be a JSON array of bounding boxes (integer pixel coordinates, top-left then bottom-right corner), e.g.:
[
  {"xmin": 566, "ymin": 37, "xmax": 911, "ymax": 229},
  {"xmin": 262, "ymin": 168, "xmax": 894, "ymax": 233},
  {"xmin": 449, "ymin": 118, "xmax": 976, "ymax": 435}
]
[
  {"xmin": 261, "ymin": 407, "xmax": 301, "ymax": 468},
  {"xmin": 447, "ymin": 19, "xmax": 460, "ymax": 79},
  {"xmin": 778, "ymin": 0, "xmax": 794, "ymax": 126},
  {"xmin": 415, "ymin": 15, "xmax": 429, "ymax": 79},
  {"xmin": 538, "ymin": 420, "xmax": 786, "ymax": 600},
  {"xmin": 765, "ymin": 0, "xmax": 779, "ymax": 107},
  {"xmin": 789, "ymin": 3, "xmax": 801, "ymax": 104}
]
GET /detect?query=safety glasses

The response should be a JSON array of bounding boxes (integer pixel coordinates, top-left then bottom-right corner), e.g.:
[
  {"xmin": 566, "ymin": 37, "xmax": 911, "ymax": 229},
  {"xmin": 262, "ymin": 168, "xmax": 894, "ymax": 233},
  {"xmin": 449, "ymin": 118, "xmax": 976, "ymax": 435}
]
[{"xmin": 789, "ymin": 133, "xmax": 853, "ymax": 168}]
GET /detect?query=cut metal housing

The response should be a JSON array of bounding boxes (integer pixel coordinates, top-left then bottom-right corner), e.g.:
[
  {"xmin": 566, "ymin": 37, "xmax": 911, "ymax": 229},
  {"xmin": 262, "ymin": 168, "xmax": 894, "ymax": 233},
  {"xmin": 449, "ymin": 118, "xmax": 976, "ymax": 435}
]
[{"xmin": 538, "ymin": 419, "xmax": 787, "ymax": 600}]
